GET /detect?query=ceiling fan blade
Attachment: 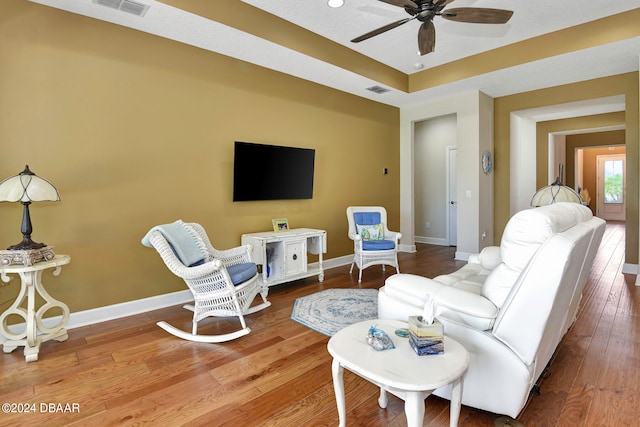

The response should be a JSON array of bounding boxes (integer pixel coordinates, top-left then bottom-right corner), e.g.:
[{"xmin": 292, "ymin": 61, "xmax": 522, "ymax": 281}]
[
  {"xmin": 377, "ymin": 0, "xmax": 419, "ymax": 9},
  {"xmin": 351, "ymin": 17, "xmax": 415, "ymax": 43},
  {"xmin": 417, "ymin": 20, "xmax": 436, "ymax": 55},
  {"xmin": 434, "ymin": 0, "xmax": 456, "ymax": 7},
  {"xmin": 441, "ymin": 7, "xmax": 513, "ymax": 24}
]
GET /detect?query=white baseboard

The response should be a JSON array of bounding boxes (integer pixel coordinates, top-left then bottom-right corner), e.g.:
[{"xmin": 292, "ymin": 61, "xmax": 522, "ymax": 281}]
[
  {"xmin": 398, "ymin": 244, "xmax": 416, "ymax": 253},
  {"xmin": 415, "ymin": 236, "xmax": 449, "ymax": 246},
  {"xmin": 1, "ymin": 256, "xmax": 353, "ymax": 341},
  {"xmin": 622, "ymin": 263, "xmax": 638, "ymax": 275},
  {"xmin": 323, "ymin": 255, "xmax": 352, "ymax": 269},
  {"xmin": 622, "ymin": 263, "xmax": 640, "ymax": 286},
  {"xmin": 625, "ymin": 263, "xmax": 640, "ymax": 286},
  {"xmin": 67, "ymin": 289, "xmax": 195, "ymax": 329},
  {"xmin": 1, "ymin": 289, "xmax": 195, "ymax": 341}
]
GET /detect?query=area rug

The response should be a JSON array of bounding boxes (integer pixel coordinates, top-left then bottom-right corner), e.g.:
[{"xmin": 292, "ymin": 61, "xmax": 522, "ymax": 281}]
[{"xmin": 290, "ymin": 288, "xmax": 378, "ymax": 336}]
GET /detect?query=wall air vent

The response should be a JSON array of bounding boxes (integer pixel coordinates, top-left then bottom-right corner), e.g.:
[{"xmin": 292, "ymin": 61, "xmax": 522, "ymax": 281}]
[
  {"xmin": 93, "ymin": 0, "xmax": 150, "ymax": 17},
  {"xmin": 366, "ymin": 85, "xmax": 391, "ymax": 94}
]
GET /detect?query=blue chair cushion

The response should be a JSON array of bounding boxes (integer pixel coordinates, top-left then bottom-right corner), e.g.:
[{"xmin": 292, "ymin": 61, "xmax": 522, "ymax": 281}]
[
  {"xmin": 362, "ymin": 239, "xmax": 396, "ymax": 251},
  {"xmin": 354, "ymin": 212, "xmax": 381, "ymax": 226},
  {"xmin": 188, "ymin": 255, "xmax": 205, "ymax": 267},
  {"xmin": 227, "ymin": 262, "xmax": 258, "ymax": 285}
]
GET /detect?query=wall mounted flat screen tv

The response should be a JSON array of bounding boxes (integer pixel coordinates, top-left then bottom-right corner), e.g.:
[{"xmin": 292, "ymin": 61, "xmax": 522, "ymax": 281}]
[{"xmin": 233, "ymin": 141, "xmax": 315, "ymax": 201}]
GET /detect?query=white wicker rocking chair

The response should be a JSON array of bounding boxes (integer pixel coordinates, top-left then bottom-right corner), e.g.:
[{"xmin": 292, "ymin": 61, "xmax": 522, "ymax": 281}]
[
  {"xmin": 346, "ymin": 206, "xmax": 402, "ymax": 282},
  {"xmin": 142, "ymin": 221, "xmax": 270, "ymax": 343}
]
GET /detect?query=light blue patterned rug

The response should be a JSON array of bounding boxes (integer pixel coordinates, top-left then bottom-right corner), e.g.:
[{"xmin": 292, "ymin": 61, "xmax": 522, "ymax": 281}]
[{"xmin": 290, "ymin": 288, "xmax": 378, "ymax": 336}]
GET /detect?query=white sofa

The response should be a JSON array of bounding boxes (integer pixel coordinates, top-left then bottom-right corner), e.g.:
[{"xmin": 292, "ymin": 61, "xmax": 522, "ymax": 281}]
[{"xmin": 378, "ymin": 202, "xmax": 606, "ymax": 418}]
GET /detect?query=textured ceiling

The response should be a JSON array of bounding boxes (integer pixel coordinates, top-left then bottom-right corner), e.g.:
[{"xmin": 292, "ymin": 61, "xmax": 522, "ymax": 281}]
[
  {"xmin": 29, "ymin": 0, "xmax": 640, "ymax": 108},
  {"xmin": 245, "ymin": 0, "xmax": 640, "ymax": 74}
]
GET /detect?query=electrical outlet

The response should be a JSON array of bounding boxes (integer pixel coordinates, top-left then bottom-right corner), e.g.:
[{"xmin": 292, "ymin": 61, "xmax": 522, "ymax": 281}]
[{"xmin": 425, "ymin": 222, "xmax": 431, "ymax": 229}]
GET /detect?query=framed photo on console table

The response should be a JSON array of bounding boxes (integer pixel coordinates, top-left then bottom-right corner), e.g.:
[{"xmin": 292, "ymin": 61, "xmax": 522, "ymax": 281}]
[{"xmin": 272, "ymin": 218, "xmax": 289, "ymax": 232}]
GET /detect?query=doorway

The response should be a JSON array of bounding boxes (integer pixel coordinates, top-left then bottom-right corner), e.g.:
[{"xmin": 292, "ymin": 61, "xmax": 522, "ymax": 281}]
[
  {"xmin": 447, "ymin": 147, "xmax": 458, "ymax": 246},
  {"xmin": 412, "ymin": 114, "xmax": 457, "ymax": 246},
  {"xmin": 596, "ymin": 154, "xmax": 626, "ymax": 221}
]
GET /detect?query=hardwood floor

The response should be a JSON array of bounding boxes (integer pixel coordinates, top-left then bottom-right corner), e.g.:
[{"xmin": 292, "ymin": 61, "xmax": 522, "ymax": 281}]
[{"xmin": 0, "ymin": 222, "xmax": 637, "ymax": 426}]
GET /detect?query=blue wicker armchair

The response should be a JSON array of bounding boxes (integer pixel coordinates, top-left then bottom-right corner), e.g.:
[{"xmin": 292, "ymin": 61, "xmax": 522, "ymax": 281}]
[{"xmin": 346, "ymin": 206, "xmax": 401, "ymax": 282}]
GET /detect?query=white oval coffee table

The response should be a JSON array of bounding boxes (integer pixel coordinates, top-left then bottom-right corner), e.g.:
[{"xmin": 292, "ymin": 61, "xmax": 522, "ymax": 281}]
[{"xmin": 327, "ymin": 319, "xmax": 469, "ymax": 427}]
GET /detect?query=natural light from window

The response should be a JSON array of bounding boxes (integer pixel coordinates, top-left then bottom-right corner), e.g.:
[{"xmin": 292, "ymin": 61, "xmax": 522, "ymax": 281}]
[{"xmin": 604, "ymin": 159, "xmax": 623, "ymax": 204}]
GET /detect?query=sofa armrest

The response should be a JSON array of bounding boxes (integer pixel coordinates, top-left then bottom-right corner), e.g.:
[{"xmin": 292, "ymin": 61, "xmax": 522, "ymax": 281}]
[
  {"xmin": 467, "ymin": 253, "xmax": 481, "ymax": 264},
  {"xmin": 474, "ymin": 246, "xmax": 502, "ymax": 270},
  {"xmin": 382, "ymin": 273, "xmax": 497, "ymax": 330},
  {"xmin": 434, "ymin": 286, "xmax": 499, "ymax": 330}
]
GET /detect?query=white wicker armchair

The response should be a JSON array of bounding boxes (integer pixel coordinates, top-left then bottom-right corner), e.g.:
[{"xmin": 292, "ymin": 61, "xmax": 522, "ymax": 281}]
[
  {"xmin": 346, "ymin": 206, "xmax": 402, "ymax": 282},
  {"xmin": 142, "ymin": 221, "xmax": 270, "ymax": 343}
]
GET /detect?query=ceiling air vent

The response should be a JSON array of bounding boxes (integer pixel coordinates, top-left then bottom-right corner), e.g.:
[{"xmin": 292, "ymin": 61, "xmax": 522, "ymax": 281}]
[
  {"xmin": 93, "ymin": 0, "xmax": 150, "ymax": 17},
  {"xmin": 366, "ymin": 85, "xmax": 391, "ymax": 95}
]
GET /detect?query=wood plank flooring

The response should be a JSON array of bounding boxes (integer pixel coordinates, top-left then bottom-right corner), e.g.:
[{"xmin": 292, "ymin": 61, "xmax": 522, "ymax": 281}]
[{"xmin": 0, "ymin": 222, "xmax": 637, "ymax": 426}]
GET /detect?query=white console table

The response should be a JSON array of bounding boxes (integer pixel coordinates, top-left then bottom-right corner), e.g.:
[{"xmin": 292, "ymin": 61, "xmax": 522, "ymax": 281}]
[
  {"xmin": 0, "ymin": 255, "xmax": 71, "ymax": 362},
  {"xmin": 241, "ymin": 228, "xmax": 326, "ymax": 287}
]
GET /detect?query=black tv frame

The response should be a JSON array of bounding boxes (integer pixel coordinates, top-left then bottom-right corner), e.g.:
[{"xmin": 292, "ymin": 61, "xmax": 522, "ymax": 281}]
[{"xmin": 232, "ymin": 141, "xmax": 315, "ymax": 202}]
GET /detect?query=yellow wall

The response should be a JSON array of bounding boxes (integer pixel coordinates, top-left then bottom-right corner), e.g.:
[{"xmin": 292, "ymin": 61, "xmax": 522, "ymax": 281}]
[
  {"xmin": 0, "ymin": 2, "xmax": 400, "ymax": 311},
  {"xmin": 494, "ymin": 74, "xmax": 639, "ymax": 263},
  {"xmin": 570, "ymin": 145, "xmax": 627, "ymax": 214},
  {"xmin": 565, "ymin": 129, "xmax": 627, "ymax": 203},
  {"xmin": 538, "ymin": 115, "xmax": 626, "ymax": 189},
  {"xmin": 2, "ymin": 1, "xmax": 639, "ymax": 315}
]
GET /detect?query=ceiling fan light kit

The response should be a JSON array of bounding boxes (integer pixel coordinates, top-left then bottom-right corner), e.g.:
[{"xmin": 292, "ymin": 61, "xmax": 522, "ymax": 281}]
[{"xmin": 351, "ymin": 0, "xmax": 513, "ymax": 56}]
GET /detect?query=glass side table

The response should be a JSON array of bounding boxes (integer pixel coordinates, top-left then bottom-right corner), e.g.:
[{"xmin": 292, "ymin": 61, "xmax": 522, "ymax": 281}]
[{"xmin": 0, "ymin": 254, "xmax": 71, "ymax": 362}]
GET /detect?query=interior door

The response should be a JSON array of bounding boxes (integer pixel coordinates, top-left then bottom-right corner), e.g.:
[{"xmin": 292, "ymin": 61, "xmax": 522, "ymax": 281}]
[
  {"xmin": 596, "ymin": 154, "xmax": 626, "ymax": 221},
  {"xmin": 447, "ymin": 147, "xmax": 458, "ymax": 246}
]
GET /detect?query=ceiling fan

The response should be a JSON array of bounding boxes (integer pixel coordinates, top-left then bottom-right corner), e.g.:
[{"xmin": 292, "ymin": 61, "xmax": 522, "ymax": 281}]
[{"xmin": 351, "ymin": 0, "xmax": 514, "ymax": 55}]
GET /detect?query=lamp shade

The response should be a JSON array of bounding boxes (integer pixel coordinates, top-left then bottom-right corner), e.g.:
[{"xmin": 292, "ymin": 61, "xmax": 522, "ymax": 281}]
[
  {"xmin": 532, "ymin": 163, "xmax": 582, "ymax": 207},
  {"xmin": 0, "ymin": 165, "xmax": 60, "ymax": 252},
  {"xmin": 530, "ymin": 181, "xmax": 581, "ymax": 207},
  {"xmin": 0, "ymin": 165, "xmax": 60, "ymax": 203}
]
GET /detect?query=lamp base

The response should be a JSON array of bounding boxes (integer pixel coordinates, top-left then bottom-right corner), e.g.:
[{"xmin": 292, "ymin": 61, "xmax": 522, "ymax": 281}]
[
  {"xmin": 0, "ymin": 247, "xmax": 56, "ymax": 267},
  {"xmin": 7, "ymin": 236, "xmax": 47, "ymax": 251}
]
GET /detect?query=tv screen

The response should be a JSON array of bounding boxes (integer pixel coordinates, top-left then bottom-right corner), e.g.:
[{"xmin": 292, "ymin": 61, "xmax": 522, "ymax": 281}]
[{"xmin": 233, "ymin": 141, "xmax": 315, "ymax": 201}]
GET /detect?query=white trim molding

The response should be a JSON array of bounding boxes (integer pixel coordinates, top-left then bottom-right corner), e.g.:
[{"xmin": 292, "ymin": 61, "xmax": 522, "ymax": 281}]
[
  {"xmin": 622, "ymin": 263, "xmax": 639, "ymax": 286},
  {"xmin": 415, "ymin": 236, "xmax": 448, "ymax": 246},
  {"xmin": 1, "ymin": 257, "xmax": 353, "ymax": 342},
  {"xmin": 2, "ymin": 289, "xmax": 195, "ymax": 341},
  {"xmin": 398, "ymin": 243, "xmax": 417, "ymax": 253},
  {"xmin": 455, "ymin": 251, "xmax": 472, "ymax": 261},
  {"xmin": 622, "ymin": 263, "xmax": 638, "ymax": 275}
]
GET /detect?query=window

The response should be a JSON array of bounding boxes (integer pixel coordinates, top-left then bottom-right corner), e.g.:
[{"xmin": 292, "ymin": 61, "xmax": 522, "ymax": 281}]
[{"xmin": 604, "ymin": 159, "xmax": 623, "ymax": 204}]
